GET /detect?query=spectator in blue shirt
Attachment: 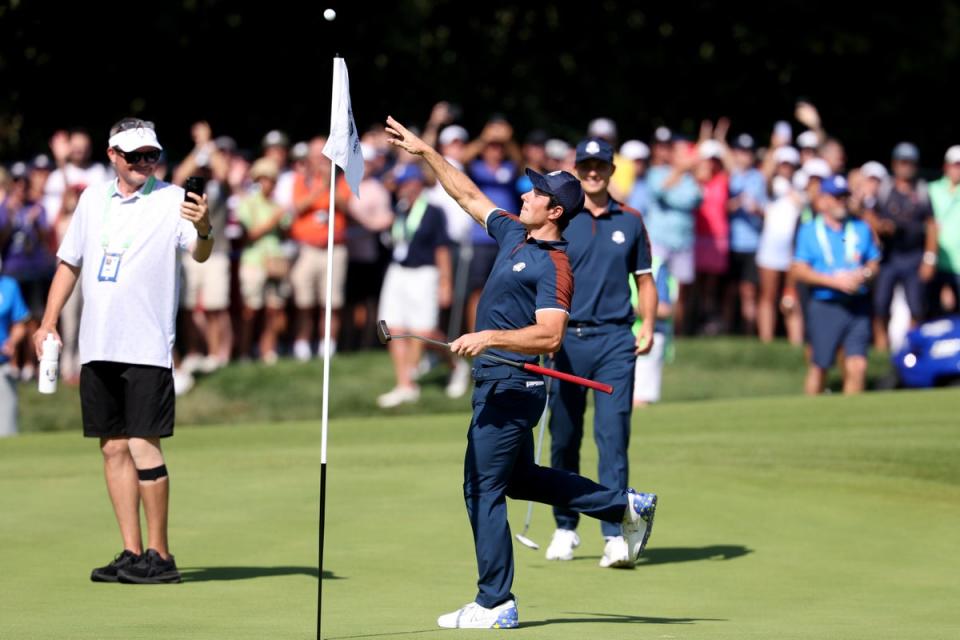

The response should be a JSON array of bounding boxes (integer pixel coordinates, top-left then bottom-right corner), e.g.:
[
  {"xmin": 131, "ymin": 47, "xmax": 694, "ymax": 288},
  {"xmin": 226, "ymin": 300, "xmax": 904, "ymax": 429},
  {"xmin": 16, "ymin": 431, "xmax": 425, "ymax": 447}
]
[
  {"xmin": 644, "ymin": 137, "xmax": 702, "ymax": 333},
  {"xmin": 1, "ymin": 274, "xmax": 30, "ymax": 436},
  {"xmin": 792, "ymin": 175, "xmax": 881, "ymax": 395},
  {"xmin": 725, "ymin": 133, "xmax": 767, "ymax": 336}
]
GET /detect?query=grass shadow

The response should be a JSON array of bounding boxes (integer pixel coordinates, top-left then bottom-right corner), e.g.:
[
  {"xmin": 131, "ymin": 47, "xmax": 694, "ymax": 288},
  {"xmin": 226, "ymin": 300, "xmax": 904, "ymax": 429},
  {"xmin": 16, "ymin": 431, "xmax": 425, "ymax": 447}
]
[
  {"xmin": 574, "ymin": 545, "xmax": 753, "ymax": 566},
  {"xmin": 522, "ymin": 612, "xmax": 725, "ymax": 628},
  {"xmin": 180, "ymin": 566, "xmax": 343, "ymax": 582}
]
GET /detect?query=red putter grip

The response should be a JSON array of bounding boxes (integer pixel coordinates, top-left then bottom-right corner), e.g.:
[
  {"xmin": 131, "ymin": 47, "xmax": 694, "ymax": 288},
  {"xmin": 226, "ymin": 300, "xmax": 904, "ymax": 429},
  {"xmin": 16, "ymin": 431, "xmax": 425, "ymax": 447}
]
[{"xmin": 521, "ymin": 363, "xmax": 614, "ymax": 395}]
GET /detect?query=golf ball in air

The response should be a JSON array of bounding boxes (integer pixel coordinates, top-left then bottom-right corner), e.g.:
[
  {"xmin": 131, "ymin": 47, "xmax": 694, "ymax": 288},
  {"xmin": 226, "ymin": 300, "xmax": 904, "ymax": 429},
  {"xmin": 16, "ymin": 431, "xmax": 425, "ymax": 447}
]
[{"xmin": 324, "ymin": 8, "xmax": 336, "ymax": 20}]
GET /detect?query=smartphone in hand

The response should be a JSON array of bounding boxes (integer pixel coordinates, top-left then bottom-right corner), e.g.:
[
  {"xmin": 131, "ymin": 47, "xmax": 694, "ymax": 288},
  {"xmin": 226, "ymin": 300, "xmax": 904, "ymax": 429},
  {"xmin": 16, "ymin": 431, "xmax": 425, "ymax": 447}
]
[{"xmin": 184, "ymin": 176, "xmax": 206, "ymax": 202}]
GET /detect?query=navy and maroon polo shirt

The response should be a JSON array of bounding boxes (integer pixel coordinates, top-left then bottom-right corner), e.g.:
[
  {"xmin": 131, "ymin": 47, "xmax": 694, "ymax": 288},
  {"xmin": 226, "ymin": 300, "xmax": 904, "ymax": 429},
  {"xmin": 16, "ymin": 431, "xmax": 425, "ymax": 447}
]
[
  {"xmin": 474, "ymin": 209, "xmax": 573, "ymax": 367},
  {"xmin": 564, "ymin": 199, "xmax": 652, "ymax": 325}
]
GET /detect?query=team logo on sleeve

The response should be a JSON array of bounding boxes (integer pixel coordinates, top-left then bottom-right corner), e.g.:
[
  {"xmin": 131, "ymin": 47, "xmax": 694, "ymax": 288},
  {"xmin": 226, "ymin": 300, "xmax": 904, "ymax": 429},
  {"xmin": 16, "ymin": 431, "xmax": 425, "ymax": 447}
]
[
  {"xmin": 513, "ymin": 262, "xmax": 527, "ymax": 272},
  {"xmin": 611, "ymin": 230, "xmax": 626, "ymax": 245}
]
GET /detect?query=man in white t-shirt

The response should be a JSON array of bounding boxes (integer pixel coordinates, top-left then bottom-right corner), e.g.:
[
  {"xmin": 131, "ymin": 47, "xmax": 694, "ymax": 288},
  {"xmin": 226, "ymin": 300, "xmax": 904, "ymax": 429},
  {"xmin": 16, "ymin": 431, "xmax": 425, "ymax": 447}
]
[{"xmin": 33, "ymin": 117, "xmax": 212, "ymax": 585}]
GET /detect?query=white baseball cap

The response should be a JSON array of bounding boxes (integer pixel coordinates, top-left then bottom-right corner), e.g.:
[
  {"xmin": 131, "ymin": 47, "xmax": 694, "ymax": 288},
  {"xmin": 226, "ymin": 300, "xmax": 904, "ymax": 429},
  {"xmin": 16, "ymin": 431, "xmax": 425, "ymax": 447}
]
[
  {"xmin": 860, "ymin": 161, "xmax": 889, "ymax": 180},
  {"xmin": 698, "ymin": 139, "xmax": 725, "ymax": 160},
  {"xmin": 801, "ymin": 157, "xmax": 830, "ymax": 179},
  {"xmin": 944, "ymin": 145, "xmax": 960, "ymax": 164},
  {"xmin": 796, "ymin": 130, "xmax": 819, "ymax": 150},
  {"xmin": 588, "ymin": 117, "xmax": 617, "ymax": 140},
  {"xmin": 619, "ymin": 140, "xmax": 650, "ymax": 161},
  {"xmin": 108, "ymin": 126, "xmax": 162, "ymax": 152},
  {"xmin": 439, "ymin": 125, "xmax": 469, "ymax": 146},
  {"xmin": 545, "ymin": 138, "xmax": 571, "ymax": 161},
  {"xmin": 773, "ymin": 146, "xmax": 801, "ymax": 166}
]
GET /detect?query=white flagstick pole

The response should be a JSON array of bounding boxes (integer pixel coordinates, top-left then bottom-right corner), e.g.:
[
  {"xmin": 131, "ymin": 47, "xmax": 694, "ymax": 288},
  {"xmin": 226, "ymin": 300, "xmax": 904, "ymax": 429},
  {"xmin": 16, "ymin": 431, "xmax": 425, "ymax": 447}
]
[{"xmin": 318, "ymin": 54, "xmax": 340, "ymax": 640}]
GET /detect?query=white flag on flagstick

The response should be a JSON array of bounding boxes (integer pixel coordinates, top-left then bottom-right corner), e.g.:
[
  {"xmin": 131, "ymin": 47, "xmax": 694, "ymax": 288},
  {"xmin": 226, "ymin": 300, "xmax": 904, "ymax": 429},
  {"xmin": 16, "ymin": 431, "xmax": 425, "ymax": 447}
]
[{"xmin": 323, "ymin": 57, "xmax": 364, "ymax": 197}]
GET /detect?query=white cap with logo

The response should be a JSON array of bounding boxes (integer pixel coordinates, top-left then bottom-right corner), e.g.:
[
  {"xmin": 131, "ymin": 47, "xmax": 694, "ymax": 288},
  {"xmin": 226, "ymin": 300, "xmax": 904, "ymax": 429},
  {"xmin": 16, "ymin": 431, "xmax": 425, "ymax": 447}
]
[{"xmin": 108, "ymin": 127, "xmax": 162, "ymax": 152}]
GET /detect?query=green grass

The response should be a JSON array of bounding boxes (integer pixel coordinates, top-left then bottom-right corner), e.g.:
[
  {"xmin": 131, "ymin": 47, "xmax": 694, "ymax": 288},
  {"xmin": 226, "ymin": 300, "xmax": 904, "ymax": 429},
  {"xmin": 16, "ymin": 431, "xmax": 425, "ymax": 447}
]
[
  {"xmin": 17, "ymin": 337, "xmax": 893, "ymax": 433},
  {"xmin": 2, "ymin": 388, "xmax": 958, "ymax": 639}
]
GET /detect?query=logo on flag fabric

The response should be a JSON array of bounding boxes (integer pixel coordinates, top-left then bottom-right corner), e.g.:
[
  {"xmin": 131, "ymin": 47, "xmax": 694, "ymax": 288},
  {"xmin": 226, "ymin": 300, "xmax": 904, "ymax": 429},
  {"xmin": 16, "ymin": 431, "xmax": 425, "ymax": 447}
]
[{"xmin": 323, "ymin": 57, "xmax": 365, "ymax": 197}]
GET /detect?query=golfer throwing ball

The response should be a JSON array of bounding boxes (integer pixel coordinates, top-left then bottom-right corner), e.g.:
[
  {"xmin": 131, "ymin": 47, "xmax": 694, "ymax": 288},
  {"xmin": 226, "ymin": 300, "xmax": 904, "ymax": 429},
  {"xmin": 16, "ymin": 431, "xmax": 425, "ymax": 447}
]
[{"xmin": 386, "ymin": 116, "xmax": 657, "ymax": 630}]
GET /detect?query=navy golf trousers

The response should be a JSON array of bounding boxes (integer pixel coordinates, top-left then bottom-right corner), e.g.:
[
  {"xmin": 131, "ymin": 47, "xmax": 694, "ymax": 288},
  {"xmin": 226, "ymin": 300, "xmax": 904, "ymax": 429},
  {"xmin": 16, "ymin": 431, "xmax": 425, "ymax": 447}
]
[
  {"xmin": 464, "ymin": 365, "xmax": 629, "ymax": 608},
  {"xmin": 549, "ymin": 323, "xmax": 636, "ymax": 538}
]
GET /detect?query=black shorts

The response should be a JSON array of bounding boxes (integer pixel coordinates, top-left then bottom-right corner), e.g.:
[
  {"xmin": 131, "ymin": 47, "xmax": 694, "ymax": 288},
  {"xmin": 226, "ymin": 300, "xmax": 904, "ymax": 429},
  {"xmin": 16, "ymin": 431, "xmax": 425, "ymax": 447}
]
[
  {"xmin": 729, "ymin": 251, "xmax": 759, "ymax": 285},
  {"xmin": 467, "ymin": 244, "xmax": 500, "ymax": 292},
  {"xmin": 80, "ymin": 361, "xmax": 175, "ymax": 439}
]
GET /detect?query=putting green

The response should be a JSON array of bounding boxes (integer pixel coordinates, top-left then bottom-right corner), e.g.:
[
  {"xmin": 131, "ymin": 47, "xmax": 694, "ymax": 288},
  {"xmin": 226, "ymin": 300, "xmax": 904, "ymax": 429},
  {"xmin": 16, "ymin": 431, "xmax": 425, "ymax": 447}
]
[{"xmin": 1, "ymin": 389, "xmax": 958, "ymax": 639}]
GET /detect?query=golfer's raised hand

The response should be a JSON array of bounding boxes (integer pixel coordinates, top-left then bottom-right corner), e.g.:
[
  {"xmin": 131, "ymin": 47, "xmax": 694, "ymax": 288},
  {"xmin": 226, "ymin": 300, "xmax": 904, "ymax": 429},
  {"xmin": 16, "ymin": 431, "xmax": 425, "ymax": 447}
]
[
  {"xmin": 385, "ymin": 116, "xmax": 431, "ymax": 157},
  {"xmin": 449, "ymin": 331, "xmax": 493, "ymax": 357},
  {"xmin": 181, "ymin": 192, "xmax": 211, "ymax": 236}
]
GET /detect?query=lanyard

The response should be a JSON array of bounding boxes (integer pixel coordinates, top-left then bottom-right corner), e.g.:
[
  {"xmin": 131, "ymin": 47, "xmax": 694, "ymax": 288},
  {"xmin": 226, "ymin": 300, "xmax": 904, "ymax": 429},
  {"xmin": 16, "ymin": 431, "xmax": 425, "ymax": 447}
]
[
  {"xmin": 391, "ymin": 195, "xmax": 428, "ymax": 245},
  {"xmin": 100, "ymin": 176, "xmax": 156, "ymax": 251},
  {"xmin": 814, "ymin": 216, "xmax": 858, "ymax": 267}
]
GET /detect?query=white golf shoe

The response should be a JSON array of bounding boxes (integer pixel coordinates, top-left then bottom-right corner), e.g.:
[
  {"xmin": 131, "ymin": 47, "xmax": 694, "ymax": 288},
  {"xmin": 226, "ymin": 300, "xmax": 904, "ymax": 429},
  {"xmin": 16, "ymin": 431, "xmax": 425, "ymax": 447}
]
[
  {"xmin": 621, "ymin": 490, "xmax": 657, "ymax": 561},
  {"xmin": 544, "ymin": 528, "xmax": 580, "ymax": 561},
  {"xmin": 445, "ymin": 359, "xmax": 472, "ymax": 398},
  {"xmin": 437, "ymin": 599, "xmax": 519, "ymax": 629},
  {"xmin": 376, "ymin": 385, "xmax": 420, "ymax": 408},
  {"xmin": 598, "ymin": 535, "xmax": 633, "ymax": 568}
]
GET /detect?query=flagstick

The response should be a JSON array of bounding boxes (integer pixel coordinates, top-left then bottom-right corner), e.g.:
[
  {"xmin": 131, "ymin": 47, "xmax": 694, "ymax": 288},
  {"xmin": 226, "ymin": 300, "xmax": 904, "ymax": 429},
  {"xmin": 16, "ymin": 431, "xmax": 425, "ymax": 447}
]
[{"xmin": 317, "ymin": 55, "xmax": 341, "ymax": 640}]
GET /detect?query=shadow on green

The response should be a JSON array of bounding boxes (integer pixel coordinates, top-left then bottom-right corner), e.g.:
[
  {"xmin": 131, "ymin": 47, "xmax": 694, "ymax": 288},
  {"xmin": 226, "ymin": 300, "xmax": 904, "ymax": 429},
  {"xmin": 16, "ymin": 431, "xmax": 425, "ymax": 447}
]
[{"xmin": 179, "ymin": 566, "xmax": 343, "ymax": 581}]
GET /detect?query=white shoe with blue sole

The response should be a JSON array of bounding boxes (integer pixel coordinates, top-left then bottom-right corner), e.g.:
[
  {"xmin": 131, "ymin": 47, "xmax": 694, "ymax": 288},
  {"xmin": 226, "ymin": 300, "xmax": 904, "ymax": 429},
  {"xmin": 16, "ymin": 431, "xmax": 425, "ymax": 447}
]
[
  {"xmin": 437, "ymin": 599, "xmax": 519, "ymax": 629},
  {"xmin": 621, "ymin": 490, "xmax": 657, "ymax": 561}
]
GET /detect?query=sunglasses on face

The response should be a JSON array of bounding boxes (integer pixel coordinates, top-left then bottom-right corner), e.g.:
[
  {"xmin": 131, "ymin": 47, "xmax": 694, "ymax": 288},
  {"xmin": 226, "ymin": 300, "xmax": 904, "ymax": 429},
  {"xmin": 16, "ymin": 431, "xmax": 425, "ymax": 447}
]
[{"xmin": 115, "ymin": 148, "xmax": 161, "ymax": 164}]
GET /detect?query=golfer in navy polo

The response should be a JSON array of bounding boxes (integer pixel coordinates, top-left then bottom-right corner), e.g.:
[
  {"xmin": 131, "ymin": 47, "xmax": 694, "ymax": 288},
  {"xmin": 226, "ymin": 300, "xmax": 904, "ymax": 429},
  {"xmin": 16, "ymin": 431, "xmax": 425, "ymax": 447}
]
[
  {"xmin": 546, "ymin": 138, "xmax": 658, "ymax": 568},
  {"xmin": 792, "ymin": 174, "xmax": 881, "ymax": 395},
  {"xmin": 385, "ymin": 117, "xmax": 657, "ymax": 630}
]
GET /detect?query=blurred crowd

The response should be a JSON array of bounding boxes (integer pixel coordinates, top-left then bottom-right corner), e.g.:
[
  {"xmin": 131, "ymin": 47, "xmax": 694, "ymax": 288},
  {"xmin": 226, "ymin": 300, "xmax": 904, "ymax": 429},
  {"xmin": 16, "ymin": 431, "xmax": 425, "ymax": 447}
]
[{"xmin": 2, "ymin": 99, "xmax": 959, "ymax": 401}]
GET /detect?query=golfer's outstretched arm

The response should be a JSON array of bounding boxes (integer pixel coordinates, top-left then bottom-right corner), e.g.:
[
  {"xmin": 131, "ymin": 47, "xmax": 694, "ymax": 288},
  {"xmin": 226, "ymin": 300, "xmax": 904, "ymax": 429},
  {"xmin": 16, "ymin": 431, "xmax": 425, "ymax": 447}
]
[{"xmin": 385, "ymin": 116, "xmax": 496, "ymax": 225}]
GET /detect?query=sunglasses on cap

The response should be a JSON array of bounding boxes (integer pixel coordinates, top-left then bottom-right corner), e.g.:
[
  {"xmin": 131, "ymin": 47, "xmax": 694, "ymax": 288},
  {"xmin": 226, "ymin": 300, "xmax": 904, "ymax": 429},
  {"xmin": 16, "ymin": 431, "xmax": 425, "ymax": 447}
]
[
  {"xmin": 115, "ymin": 148, "xmax": 161, "ymax": 164},
  {"xmin": 114, "ymin": 118, "xmax": 156, "ymax": 133}
]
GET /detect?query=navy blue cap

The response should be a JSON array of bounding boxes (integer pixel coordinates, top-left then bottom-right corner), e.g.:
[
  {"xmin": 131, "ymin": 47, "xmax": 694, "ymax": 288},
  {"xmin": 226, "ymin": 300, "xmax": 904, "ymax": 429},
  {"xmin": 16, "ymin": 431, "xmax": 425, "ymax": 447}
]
[
  {"xmin": 525, "ymin": 168, "xmax": 585, "ymax": 217},
  {"xmin": 892, "ymin": 142, "xmax": 920, "ymax": 163},
  {"xmin": 575, "ymin": 137, "xmax": 614, "ymax": 165},
  {"xmin": 732, "ymin": 133, "xmax": 755, "ymax": 150},
  {"xmin": 394, "ymin": 163, "xmax": 425, "ymax": 185},
  {"xmin": 819, "ymin": 174, "xmax": 851, "ymax": 197}
]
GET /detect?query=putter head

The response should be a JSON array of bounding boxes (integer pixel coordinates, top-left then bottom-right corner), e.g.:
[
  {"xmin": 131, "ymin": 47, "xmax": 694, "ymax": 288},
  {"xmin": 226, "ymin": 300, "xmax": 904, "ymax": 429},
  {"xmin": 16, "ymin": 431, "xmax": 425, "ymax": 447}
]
[
  {"xmin": 377, "ymin": 320, "xmax": 392, "ymax": 345},
  {"xmin": 515, "ymin": 534, "xmax": 540, "ymax": 550}
]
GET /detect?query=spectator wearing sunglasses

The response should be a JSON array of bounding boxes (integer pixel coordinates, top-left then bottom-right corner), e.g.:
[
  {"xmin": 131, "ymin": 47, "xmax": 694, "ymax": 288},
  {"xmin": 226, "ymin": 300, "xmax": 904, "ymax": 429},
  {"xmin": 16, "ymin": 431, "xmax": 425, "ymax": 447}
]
[{"xmin": 33, "ymin": 117, "xmax": 212, "ymax": 585}]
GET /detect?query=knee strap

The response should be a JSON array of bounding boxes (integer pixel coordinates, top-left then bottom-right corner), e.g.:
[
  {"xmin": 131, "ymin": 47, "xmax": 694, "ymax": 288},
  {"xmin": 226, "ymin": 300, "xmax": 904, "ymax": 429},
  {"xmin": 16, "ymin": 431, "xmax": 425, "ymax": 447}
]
[{"xmin": 137, "ymin": 465, "xmax": 168, "ymax": 481}]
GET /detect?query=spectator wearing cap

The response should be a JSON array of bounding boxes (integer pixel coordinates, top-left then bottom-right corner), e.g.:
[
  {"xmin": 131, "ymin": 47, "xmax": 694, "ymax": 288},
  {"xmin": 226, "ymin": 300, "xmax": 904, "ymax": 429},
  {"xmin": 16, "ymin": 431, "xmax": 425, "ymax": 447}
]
[
  {"xmin": 173, "ymin": 121, "xmax": 234, "ymax": 374},
  {"xmin": 863, "ymin": 143, "xmax": 937, "ymax": 351},
  {"xmin": 43, "ymin": 128, "xmax": 112, "ymax": 221},
  {"xmin": 289, "ymin": 136, "xmax": 353, "ymax": 360},
  {"xmin": 756, "ymin": 146, "xmax": 804, "ymax": 344},
  {"xmin": 376, "ymin": 163, "xmax": 452, "ymax": 408},
  {"xmin": 644, "ymin": 134, "xmax": 702, "ymax": 333},
  {"xmin": 650, "ymin": 126, "xmax": 673, "ymax": 167},
  {"xmin": 792, "ymin": 175, "xmax": 880, "ymax": 395},
  {"xmin": 621, "ymin": 140, "xmax": 651, "ymax": 213},
  {"xmin": 692, "ymin": 139, "xmax": 729, "ymax": 333},
  {"xmin": 236, "ymin": 158, "xmax": 293, "ymax": 364},
  {"xmin": 514, "ymin": 129, "xmax": 549, "ymax": 198},
  {"xmin": 261, "ymin": 129, "xmax": 296, "ymax": 211},
  {"xmin": 1, "ymin": 273, "xmax": 29, "ymax": 436},
  {"xmin": 928, "ymin": 145, "xmax": 960, "ymax": 315},
  {"xmin": 587, "ymin": 117, "xmax": 631, "ymax": 201},
  {"xmin": 725, "ymin": 133, "xmax": 767, "ymax": 336},
  {"xmin": 850, "ymin": 161, "xmax": 889, "ymax": 218},
  {"xmin": 796, "ymin": 130, "xmax": 821, "ymax": 166},
  {"xmin": 1, "ymin": 162, "xmax": 55, "ymax": 378},
  {"xmin": 544, "ymin": 137, "xmax": 656, "ymax": 568},
  {"xmin": 544, "ymin": 138, "xmax": 573, "ymax": 173}
]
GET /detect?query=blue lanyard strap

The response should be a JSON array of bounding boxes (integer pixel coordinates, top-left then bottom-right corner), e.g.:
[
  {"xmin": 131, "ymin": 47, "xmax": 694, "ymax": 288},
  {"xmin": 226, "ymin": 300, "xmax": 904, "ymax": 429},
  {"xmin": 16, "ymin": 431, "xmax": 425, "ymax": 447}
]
[{"xmin": 814, "ymin": 216, "xmax": 858, "ymax": 268}]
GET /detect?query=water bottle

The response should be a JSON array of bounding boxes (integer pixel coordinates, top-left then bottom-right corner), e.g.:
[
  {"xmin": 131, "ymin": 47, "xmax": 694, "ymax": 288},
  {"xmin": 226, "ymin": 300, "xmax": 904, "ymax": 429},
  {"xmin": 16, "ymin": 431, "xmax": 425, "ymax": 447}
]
[{"xmin": 38, "ymin": 334, "xmax": 60, "ymax": 394}]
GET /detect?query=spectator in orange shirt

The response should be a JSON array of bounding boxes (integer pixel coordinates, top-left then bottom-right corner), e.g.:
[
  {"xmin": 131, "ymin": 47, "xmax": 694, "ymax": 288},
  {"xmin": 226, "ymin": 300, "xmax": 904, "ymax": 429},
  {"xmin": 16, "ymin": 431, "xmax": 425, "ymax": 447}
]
[{"xmin": 289, "ymin": 137, "xmax": 352, "ymax": 359}]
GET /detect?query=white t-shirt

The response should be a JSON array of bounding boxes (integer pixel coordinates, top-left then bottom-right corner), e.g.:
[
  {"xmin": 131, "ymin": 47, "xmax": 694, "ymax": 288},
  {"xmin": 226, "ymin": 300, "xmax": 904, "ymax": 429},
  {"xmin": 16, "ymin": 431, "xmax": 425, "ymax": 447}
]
[{"xmin": 57, "ymin": 178, "xmax": 198, "ymax": 368}]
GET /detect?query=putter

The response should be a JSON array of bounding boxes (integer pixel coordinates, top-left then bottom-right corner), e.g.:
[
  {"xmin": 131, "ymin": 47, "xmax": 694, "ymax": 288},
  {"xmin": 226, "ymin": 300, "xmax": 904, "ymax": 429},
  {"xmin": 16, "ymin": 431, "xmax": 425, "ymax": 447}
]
[
  {"xmin": 515, "ymin": 373, "xmax": 552, "ymax": 550},
  {"xmin": 377, "ymin": 321, "xmax": 614, "ymax": 394}
]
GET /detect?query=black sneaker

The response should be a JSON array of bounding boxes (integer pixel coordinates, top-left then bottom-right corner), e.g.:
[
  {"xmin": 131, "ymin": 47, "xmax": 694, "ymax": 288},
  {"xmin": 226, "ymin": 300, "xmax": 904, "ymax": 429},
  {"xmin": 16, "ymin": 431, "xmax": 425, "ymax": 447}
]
[
  {"xmin": 117, "ymin": 549, "xmax": 182, "ymax": 584},
  {"xmin": 91, "ymin": 550, "xmax": 141, "ymax": 583}
]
